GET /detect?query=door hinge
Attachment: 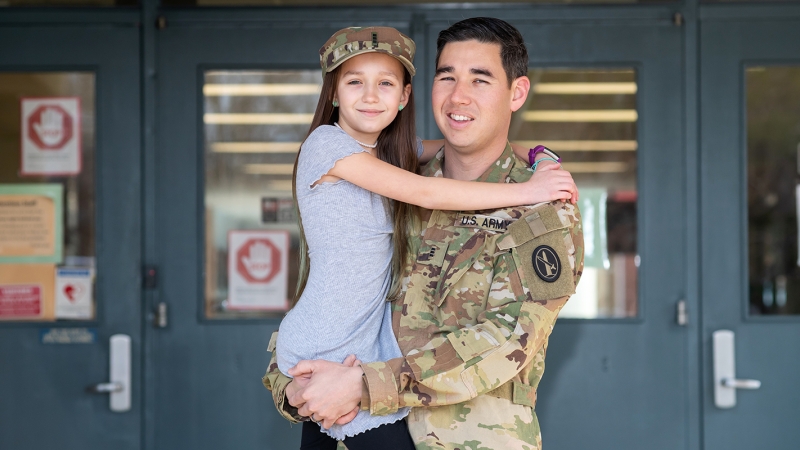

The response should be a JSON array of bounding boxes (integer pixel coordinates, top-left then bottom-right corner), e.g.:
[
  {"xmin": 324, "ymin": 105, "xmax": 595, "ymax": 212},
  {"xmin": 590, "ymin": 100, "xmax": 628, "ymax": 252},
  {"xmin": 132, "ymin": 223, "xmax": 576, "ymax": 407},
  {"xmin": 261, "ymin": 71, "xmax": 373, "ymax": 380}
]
[
  {"xmin": 156, "ymin": 16, "xmax": 167, "ymax": 30},
  {"xmin": 154, "ymin": 302, "xmax": 168, "ymax": 329},
  {"xmin": 673, "ymin": 12, "xmax": 684, "ymax": 27},
  {"xmin": 676, "ymin": 299, "xmax": 688, "ymax": 326}
]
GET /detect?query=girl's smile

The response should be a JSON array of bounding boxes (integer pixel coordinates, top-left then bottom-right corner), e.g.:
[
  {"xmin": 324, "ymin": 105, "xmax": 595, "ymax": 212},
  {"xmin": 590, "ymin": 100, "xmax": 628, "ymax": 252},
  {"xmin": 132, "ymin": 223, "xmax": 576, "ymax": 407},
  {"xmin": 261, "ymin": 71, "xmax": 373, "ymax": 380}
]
[{"xmin": 333, "ymin": 52, "xmax": 411, "ymax": 147}]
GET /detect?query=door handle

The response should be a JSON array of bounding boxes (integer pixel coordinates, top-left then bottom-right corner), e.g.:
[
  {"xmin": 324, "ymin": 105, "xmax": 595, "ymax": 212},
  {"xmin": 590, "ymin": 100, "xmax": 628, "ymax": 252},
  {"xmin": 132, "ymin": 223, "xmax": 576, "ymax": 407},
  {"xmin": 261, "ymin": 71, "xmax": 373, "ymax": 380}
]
[
  {"xmin": 713, "ymin": 330, "xmax": 761, "ymax": 409},
  {"xmin": 85, "ymin": 334, "xmax": 131, "ymax": 412},
  {"xmin": 721, "ymin": 378, "xmax": 761, "ymax": 390},
  {"xmin": 86, "ymin": 382, "xmax": 123, "ymax": 394}
]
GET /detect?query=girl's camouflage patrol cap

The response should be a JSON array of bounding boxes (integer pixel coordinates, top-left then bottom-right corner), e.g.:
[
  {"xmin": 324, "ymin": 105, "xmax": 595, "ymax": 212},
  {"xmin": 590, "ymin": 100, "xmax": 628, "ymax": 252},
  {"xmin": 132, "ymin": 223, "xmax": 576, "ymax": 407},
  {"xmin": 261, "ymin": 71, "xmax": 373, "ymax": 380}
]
[{"xmin": 319, "ymin": 26, "xmax": 416, "ymax": 77}]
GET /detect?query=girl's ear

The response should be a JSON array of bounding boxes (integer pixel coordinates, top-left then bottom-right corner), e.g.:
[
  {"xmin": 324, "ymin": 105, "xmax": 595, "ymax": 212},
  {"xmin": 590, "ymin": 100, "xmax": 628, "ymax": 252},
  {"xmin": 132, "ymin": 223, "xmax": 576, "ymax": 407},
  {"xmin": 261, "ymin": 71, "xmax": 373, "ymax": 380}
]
[{"xmin": 400, "ymin": 84, "xmax": 412, "ymax": 108}]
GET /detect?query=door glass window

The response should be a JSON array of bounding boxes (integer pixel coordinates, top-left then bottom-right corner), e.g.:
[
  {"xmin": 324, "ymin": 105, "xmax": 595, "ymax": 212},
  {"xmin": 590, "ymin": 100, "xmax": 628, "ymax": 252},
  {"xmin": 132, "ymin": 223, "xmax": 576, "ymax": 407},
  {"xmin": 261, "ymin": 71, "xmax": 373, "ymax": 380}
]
[
  {"xmin": 512, "ymin": 68, "xmax": 638, "ymax": 319},
  {"xmin": 747, "ymin": 66, "xmax": 800, "ymax": 316},
  {"xmin": 204, "ymin": 68, "xmax": 639, "ymax": 320},
  {"xmin": 204, "ymin": 70, "xmax": 319, "ymax": 319},
  {"xmin": 0, "ymin": 72, "xmax": 96, "ymax": 322}
]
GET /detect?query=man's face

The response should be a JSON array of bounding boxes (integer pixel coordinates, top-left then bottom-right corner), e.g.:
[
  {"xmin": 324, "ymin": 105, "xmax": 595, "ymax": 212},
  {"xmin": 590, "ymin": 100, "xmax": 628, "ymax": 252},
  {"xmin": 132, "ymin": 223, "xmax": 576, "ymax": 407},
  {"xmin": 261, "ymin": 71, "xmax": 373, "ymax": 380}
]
[{"xmin": 432, "ymin": 40, "xmax": 527, "ymax": 156}]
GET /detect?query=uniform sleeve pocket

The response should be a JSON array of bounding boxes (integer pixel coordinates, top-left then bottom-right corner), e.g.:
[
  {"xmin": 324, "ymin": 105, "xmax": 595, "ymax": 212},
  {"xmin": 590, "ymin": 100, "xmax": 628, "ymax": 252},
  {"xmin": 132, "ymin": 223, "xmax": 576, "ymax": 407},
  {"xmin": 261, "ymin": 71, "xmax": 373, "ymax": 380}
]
[{"xmin": 499, "ymin": 203, "xmax": 576, "ymax": 301}]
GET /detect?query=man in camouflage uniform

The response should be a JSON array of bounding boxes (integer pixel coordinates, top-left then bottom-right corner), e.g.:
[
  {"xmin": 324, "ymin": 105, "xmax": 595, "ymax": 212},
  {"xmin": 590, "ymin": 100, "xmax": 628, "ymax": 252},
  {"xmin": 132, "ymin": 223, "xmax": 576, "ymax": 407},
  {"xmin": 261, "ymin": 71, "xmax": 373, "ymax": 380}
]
[{"xmin": 264, "ymin": 17, "xmax": 583, "ymax": 449}]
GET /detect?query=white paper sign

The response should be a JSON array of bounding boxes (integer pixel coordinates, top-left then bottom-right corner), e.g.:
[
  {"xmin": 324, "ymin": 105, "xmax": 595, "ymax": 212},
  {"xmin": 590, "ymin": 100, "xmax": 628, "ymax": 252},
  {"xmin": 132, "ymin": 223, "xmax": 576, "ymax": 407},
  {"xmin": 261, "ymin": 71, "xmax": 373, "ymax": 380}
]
[
  {"xmin": 55, "ymin": 267, "xmax": 94, "ymax": 319},
  {"xmin": 227, "ymin": 230, "xmax": 289, "ymax": 311},
  {"xmin": 20, "ymin": 97, "xmax": 82, "ymax": 176}
]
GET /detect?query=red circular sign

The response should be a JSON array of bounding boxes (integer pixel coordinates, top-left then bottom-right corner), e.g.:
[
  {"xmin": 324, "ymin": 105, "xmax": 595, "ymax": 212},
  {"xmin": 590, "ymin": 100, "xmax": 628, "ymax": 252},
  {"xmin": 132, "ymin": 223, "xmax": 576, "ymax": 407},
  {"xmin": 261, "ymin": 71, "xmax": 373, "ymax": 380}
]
[
  {"xmin": 27, "ymin": 104, "xmax": 74, "ymax": 150},
  {"xmin": 236, "ymin": 238, "xmax": 281, "ymax": 284}
]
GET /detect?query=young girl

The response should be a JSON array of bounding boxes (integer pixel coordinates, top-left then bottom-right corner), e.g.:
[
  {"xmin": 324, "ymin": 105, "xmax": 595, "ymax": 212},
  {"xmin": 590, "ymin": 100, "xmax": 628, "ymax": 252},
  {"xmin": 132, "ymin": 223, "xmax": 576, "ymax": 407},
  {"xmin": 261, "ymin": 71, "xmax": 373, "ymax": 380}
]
[{"xmin": 275, "ymin": 27, "xmax": 576, "ymax": 450}]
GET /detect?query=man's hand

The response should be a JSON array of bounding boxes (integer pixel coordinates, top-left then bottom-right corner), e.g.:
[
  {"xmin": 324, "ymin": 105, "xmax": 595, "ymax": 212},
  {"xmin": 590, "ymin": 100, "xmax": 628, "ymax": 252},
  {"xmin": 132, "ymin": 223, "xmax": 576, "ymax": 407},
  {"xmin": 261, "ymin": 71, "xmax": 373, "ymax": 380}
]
[
  {"xmin": 285, "ymin": 372, "xmax": 311, "ymax": 411},
  {"xmin": 334, "ymin": 355, "xmax": 361, "ymax": 426},
  {"xmin": 524, "ymin": 162, "xmax": 579, "ymax": 204},
  {"xmin": 287, "ymin": 358, "xmax": 364, "ymax": 429}
]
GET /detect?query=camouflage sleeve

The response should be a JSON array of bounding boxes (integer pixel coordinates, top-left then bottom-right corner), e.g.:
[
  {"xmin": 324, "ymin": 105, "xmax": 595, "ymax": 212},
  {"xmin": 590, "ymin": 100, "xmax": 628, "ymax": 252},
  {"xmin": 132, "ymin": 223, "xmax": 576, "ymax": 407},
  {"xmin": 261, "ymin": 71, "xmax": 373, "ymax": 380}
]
[
  {"xmin": 361, "ymin": 202, "xmax": 584, "ymax": 416},
  {"xmin": 261, "ymin": 331, "xmax": 305, "ymax": 423}
]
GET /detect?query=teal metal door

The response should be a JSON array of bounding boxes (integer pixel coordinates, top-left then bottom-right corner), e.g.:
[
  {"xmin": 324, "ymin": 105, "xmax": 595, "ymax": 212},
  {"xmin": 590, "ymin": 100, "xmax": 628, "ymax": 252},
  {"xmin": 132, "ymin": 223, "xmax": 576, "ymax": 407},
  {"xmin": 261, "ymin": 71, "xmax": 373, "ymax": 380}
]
[
  {"xmin": 150, "ymin": 18, "xmax": 355, "ymax": 450},
  {"xmin": 0, "ymin": 23, "xmax": 142, "ymax": 450},
  {"xmin": 701, "ymin": 16, "xmax": 800, "ymax": 450},
  {"xmin": 495, "ymin": 20, "xmax": 690, "ymax": 449}
]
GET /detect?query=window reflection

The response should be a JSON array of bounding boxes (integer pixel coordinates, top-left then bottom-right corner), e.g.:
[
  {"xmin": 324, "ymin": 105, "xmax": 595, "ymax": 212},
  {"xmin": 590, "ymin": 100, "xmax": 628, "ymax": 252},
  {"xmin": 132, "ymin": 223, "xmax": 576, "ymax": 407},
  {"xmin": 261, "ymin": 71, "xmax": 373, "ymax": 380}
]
[
  {"xmin": 204, "ymin": 68, "xmax": 640, "ymax": 319},
  {"xmin": 0, "ymin": 72, "xmax": 96, "ymax": 322},
  {"xmin": 203, "ymin": 70, "xmax": 319, "ymax": 319},
  {"xmin": 512, "ymin": 68, "xmax": 638, "ymax": 318},
  {"xmin": 747, "ymin": 66, "xmax": 800, "ymax": 316}
]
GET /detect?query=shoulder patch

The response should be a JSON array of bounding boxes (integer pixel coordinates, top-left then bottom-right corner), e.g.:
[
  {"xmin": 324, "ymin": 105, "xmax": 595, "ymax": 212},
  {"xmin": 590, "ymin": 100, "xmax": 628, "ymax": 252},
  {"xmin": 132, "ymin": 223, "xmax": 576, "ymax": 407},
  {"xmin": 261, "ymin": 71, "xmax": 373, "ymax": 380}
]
[
  {"xmin": 502, "ymin": 203, "xmax": 576, "ymax": 301},
  {"xmin": 532, "ymin": 245, "xmax": 561, "ymax": 282}
]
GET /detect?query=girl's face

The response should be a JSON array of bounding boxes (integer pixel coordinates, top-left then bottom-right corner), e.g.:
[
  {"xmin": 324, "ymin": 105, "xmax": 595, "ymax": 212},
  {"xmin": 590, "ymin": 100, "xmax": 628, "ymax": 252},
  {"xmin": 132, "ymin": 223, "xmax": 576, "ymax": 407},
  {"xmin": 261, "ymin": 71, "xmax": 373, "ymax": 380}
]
[{"xmin": 333, "ymin": 52, "xmax": 411, "ymax": 146}]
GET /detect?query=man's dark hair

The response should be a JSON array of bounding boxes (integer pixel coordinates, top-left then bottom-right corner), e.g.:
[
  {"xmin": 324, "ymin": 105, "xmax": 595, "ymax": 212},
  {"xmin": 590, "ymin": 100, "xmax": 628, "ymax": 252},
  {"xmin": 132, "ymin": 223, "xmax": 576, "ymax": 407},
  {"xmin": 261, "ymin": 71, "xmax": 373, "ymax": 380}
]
[{"xmin": 436, "ymin": 17, "xmax": 528, "ymax": 86}]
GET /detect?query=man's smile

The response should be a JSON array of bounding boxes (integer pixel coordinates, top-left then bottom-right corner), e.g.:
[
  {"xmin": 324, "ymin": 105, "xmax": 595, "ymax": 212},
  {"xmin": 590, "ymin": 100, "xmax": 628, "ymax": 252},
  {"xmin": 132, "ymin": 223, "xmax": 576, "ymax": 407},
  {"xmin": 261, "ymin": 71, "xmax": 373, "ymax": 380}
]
[{"xmin": 448, "ymin": 113, "xmax": 474, "ymax": 122}]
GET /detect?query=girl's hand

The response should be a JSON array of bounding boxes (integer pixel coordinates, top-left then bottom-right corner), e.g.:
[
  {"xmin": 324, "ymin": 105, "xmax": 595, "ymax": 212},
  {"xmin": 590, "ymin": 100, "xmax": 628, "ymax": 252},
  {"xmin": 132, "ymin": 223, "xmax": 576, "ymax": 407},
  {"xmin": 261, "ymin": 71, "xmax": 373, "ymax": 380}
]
[{"xmin": 523, "ymin": 163, "xmax": 579, "ymax": 204}]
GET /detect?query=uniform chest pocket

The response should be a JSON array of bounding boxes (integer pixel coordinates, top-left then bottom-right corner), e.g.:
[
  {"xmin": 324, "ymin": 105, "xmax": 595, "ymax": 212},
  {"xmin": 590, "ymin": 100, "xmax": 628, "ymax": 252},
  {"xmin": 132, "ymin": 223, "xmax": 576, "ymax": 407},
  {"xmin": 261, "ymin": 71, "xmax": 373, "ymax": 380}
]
[
  {"xmin": 433, "ymin": 233, "xmax": 489, "ymax": 307},
  {"xmin": 498, "ymin": 203, "xmax": 577, "ymax": 301}
]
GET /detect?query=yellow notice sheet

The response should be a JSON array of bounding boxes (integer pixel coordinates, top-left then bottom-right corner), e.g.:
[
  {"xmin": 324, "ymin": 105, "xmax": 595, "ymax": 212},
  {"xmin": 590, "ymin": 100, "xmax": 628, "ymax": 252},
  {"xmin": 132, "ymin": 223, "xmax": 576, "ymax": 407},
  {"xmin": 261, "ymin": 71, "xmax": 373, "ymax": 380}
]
[{"xmin": 0, "ymin": 184, "xmax": 63, "ymax": 264}]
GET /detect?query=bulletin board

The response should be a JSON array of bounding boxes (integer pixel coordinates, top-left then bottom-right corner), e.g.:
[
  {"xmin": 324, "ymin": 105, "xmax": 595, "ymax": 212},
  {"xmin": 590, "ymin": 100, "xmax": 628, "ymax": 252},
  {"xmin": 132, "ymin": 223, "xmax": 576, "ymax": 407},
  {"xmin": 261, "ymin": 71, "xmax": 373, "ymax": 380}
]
[{"xmin": 0, "ymin": 184, "xmax": 63, "ymax": 264}]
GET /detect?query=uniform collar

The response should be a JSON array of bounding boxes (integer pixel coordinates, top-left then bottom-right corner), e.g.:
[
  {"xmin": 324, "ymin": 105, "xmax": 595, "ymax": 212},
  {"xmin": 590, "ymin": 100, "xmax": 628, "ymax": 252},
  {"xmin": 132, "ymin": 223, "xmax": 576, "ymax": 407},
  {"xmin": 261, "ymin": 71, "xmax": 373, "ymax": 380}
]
[{"xmin": 420, "ymin": 142, "xmax": 519, "ymax": 184}]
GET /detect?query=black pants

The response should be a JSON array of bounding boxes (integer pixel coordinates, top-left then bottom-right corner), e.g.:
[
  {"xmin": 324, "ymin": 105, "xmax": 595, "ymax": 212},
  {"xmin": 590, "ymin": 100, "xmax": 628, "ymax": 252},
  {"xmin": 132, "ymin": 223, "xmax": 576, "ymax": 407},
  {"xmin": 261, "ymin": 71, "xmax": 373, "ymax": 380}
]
[{"xmin": 300, "ymin": 419, "xmax": 415, "ymax": 450}]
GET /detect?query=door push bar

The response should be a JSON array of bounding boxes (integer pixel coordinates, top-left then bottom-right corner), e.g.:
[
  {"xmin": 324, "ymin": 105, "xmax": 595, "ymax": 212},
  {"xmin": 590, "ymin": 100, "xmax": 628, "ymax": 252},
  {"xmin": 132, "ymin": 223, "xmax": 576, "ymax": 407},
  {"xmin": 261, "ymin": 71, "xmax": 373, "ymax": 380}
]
[
  {"xmin": 713, "ymin": 330, "xmax": 761, "ymax": 409},
  {"xmin": 85, "ymin": 334, "xmax": 131, "ymax": 412}
]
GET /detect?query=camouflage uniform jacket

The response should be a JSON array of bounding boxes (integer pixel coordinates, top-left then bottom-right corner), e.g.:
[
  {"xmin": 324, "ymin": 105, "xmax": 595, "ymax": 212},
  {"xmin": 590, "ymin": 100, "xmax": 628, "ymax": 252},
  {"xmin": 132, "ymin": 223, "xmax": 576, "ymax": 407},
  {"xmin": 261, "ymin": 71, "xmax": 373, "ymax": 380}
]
[{"xmin": 263, "ymin": 143, "xmax": 584, "ymax": 449}]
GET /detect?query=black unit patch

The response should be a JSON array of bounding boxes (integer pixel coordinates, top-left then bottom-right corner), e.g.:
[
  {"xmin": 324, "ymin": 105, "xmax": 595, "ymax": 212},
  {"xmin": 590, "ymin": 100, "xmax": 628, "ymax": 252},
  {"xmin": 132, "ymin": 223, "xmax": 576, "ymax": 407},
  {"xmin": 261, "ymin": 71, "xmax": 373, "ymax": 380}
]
[{"xmin": 532, "ymin": 245, "xmax": 561, "ymax": 282}]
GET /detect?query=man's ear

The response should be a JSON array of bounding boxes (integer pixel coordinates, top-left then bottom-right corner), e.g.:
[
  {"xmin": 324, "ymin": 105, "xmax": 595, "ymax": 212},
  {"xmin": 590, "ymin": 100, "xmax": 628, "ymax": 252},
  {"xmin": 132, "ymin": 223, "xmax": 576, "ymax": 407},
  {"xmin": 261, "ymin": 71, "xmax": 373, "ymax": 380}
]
[{"xmin": 510, "ymin": 76, "xmax": 531, "ymax": 112}]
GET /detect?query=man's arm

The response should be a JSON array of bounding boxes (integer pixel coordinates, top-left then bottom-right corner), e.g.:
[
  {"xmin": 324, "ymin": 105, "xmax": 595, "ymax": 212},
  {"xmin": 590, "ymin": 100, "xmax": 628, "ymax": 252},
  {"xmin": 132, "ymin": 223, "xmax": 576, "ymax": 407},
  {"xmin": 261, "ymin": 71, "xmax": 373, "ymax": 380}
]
[
  {"xmin": 361, "ymin": 201, "xmax": 584, "ymax": 415},
  {"xmin": 261, "ymin": 333, "xmax": 305, "ymax": 423},
  {"xmin": 263, "ymin": 335, "xmax": 363, "ymax": 428}
]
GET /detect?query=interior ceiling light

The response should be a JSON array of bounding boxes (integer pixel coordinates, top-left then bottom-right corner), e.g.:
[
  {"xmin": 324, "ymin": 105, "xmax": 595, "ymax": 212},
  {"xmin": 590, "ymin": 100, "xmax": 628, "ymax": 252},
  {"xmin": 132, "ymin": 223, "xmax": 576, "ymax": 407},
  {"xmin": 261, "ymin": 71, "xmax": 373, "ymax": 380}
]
[
  {"xmin": 242, "ymin": 164, "xmax": 295, "ymax": 175},
  {"xmin": 203, "ymin": 84, "xmax": 320, "ymax": 96},
  {"xmin": 212, "ymin": 142, "xmax": 301, "ymax": 153},
  {"xmin": 532, "ymin": 82, "xmax": 637, "ymax": 95},
  {"xmin": 204, "ymin": 113, "xmax": 314, "ymax": 124},
  {"xmin": 514, "ymin": 140, "xmax": 638, "ymax": 152},
  {"xmin": 265, "ymin": 180, "xmax": 295, "ymax": 191},
  {"xmin": 523, "ymin": 110, "xmax": 638, "ymax": 122}
]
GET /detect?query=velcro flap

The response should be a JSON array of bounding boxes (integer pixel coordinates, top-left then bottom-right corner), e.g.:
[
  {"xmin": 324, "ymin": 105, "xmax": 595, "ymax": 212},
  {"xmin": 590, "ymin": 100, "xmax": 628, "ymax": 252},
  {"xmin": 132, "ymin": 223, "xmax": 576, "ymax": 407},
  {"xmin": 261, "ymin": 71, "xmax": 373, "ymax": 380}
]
[
  {"xmin": 447, "ymin": 322, "xmax": 506, "ymax": 363},
  {"xmin": 512, "ymin": 381, "xmax": 537, "ymax": 408},
  {"xmin": 267, "ymin": 331, "xmax": 278, "ymax": 352},
  {"xmin": 501, "ymin": 204, "xmax": 567, "ymax": 250}
]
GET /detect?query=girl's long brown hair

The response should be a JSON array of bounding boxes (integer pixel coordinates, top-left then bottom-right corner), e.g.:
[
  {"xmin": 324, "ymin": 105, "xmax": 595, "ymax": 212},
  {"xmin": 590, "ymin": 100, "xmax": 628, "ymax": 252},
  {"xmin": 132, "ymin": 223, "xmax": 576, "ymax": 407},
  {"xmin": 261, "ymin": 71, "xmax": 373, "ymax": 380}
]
[{"xmin": 291, "ymin": 64, "xmax": 419, "ymax": 308}]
